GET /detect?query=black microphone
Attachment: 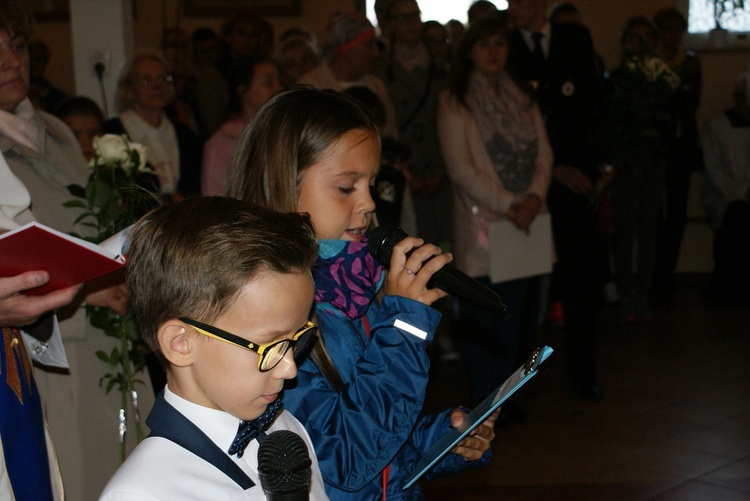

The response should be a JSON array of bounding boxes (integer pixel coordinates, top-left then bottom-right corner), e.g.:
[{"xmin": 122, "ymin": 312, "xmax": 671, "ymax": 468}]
[
  {"xmin": 366, "ymin": 225, "xmax": 510, "ymax": 317},
  {"xmin": 257, "ymin": 430, "xmax": 312, "ymax": 501}
]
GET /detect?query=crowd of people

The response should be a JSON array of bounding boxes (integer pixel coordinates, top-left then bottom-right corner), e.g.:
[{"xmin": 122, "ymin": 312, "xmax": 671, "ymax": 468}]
[{"xmin": 2, "ymin": 0, "xmax": 748, "ymax": 499}]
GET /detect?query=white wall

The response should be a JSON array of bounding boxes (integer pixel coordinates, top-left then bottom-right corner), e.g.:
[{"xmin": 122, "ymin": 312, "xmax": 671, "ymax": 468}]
[{"xmin": 70, "ymin": 0, "xmax": 135, "ymax": 118}]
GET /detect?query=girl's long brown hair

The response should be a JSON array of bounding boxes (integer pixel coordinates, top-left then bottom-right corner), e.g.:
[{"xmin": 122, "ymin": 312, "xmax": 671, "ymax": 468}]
[{"xmin": 228, "ymin": 86, "xmax": 380, "ymax": 391}]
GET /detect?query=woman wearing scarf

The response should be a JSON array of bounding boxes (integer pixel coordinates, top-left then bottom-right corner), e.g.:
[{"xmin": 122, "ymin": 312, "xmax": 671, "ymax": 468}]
[{"xmin": 437, "ymin": 13, "xmax": 552, "ymax": 406}]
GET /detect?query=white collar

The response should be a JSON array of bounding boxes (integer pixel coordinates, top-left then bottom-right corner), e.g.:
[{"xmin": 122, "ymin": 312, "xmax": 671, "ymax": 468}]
[
  {"xmin": 120, "ymin": 109, "xmax": 172, "ymax": 136},
  {"xmin": 0, "ymin": 149, "xmax": 30, "ymax": 230},
  {"xmin": 0, "ymin": 98, "xmax": 43, "ymax": 152},
  {"xmin": 520, "ymin": 23, "xmax": 551, "ymax": 54},
  {"xmin": 164, "ymin": 385, "xmax": 241, "ymax": 454}
]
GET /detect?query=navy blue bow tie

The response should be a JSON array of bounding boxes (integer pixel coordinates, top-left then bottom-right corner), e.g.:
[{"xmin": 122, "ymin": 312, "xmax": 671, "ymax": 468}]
[{"xmin": 228, "ymin": 399, "xmax": 283, "ymax": 458}]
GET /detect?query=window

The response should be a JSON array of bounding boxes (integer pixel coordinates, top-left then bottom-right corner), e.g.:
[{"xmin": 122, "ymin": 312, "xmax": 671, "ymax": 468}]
[
  {"xmin": 365, "ymin": 0, "xmax": 508, "ymax": 28},
  {"xmin": 687, "ymin": 0, "xmax": 750, "ymax": 33}
]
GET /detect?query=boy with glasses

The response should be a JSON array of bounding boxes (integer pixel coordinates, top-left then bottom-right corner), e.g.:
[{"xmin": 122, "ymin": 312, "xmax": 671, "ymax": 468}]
[{"xmin": 100, "ymin": 196, "xmax": 329, "ymax": 500}]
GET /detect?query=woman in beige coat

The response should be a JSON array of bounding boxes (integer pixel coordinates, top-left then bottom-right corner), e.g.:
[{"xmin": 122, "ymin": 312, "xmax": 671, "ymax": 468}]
[{"xmin": 437, "ymin": 14, "xmax": 552, "ymax": 406}]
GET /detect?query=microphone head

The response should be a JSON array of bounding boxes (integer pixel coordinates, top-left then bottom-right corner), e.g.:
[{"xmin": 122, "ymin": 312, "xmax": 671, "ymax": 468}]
[
  {"xmin": 365, "ymin": 224, "xmax": 409, "ymax": 265},
  {"xmin": 257, "ymin": 430, "xmax": 312, "ymax": 494}
]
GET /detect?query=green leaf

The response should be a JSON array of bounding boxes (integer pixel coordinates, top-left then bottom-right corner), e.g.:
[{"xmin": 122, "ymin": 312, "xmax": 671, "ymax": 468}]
[
  {"xmin": 87, "ymin": 179, "xmax": 118, "ymax": 212},
  {"xmin": 124, "ymin": 318, "xmax": 141, "ymax": 341},
  {"xmin": 73, "ymin": 212, "xmax": 94, "ymax": 226},
  {"xmin": 67, "ymin": 183, "xmax": 87, "ymax": 198},
  {"xmin": 89, "ymin": 307, "xmax": 118, "ymax": 329},
  {"xmin": 96, "ymin": 350, "xmax": 110, "ymax": 363},
  {"xmin": 105, "ymin": 378, "xmax": 117, "ymax": 394},
  {"xmin": 130, "ymin": 348, "xmax": 146, "ymax": 370},
  {"xmin": 63, "ymin": 199, "xmax": 89, "ymax": 209}
]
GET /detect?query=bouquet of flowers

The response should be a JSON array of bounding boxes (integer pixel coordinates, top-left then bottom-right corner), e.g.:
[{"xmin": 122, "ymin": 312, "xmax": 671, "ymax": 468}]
[
  {"xmin": 65, "ymin": 134, "xmax": 157, "ymax": 462},
  {"xmin": 600, "ymin": 55, "xmax": 680, "ymax": 172}
]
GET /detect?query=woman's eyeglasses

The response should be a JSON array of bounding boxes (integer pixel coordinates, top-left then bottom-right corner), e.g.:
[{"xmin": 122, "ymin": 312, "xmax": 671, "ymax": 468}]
[
  {"xmin": 180, "ymin": 317, "xmax": 318, "ymax": 372},
  {"xmin": 134, "ymin": 75, "xmax": 174, "ymax": 87}
]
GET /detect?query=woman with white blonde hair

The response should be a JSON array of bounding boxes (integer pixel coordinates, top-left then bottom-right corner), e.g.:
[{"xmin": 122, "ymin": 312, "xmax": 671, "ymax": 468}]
[{"xmin": 104, "ymin": 50, "xmax": 202, "ymax": 199}]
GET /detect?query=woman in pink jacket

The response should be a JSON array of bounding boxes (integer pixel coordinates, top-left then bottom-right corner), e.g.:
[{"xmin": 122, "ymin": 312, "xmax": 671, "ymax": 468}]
[
  {"xmin": 437, "ymin": 13, "xmax": 552, "ymax": 406},
  {"xmin": 201, "ymin": 56, "xmax": 282, "ymax": 195}
]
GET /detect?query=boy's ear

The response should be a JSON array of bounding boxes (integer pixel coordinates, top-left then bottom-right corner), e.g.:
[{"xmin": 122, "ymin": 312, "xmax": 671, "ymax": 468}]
[{"xmin": 158, "ymin": 320, "xmax": 194, "ymax": 367}]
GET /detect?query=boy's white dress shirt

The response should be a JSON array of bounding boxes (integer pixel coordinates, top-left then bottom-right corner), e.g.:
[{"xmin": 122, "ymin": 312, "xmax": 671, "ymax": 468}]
[{"xmin": 100, "ymin": 386, "xmax": 329, "ymax": 500}]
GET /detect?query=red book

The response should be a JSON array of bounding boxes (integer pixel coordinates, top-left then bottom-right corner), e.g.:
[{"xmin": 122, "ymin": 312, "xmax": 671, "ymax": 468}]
[{"xmin": 0, "ymin": 222, "xmax": 126, "ymax": 295}]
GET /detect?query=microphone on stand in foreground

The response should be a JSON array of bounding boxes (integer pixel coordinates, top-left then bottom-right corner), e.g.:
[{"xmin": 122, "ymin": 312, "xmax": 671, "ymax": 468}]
[
  {"xmin": 366, "ymin": 225, "xmax": 510, "ymax": 318},
  {"xmin": 258, "ymin": 430, "xmax": 312, "ymax": 501}
]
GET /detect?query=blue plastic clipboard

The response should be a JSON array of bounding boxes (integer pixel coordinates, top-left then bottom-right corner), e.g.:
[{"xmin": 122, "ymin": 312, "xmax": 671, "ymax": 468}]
[{"xmin": 403, "ymin": 345, "xmax": 554, "ymax": 490}]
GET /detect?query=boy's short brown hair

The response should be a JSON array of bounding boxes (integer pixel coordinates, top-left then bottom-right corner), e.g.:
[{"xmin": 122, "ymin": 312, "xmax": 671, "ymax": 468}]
[{"xmin": 126, "ymin": 197, "xmax": 318, "ymax": 362}]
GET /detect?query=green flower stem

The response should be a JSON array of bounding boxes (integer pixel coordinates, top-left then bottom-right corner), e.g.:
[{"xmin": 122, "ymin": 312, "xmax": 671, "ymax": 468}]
[
  {"xmin": 68, "ymin": 134, "xmax": 151, "ymax": 463},
  {"xmin": 118, "ymin": 317, "xmax": 144, "ymax": 455},
  {"xmin": 119, "ymin": 388, "xmax": 126, "ymax": 463}
]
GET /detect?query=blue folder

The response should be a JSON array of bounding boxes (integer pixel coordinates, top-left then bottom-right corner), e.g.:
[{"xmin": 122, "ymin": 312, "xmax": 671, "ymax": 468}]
[{"xmin": 403, "ymin": 346, "xmax": 554, "ymax": 490}]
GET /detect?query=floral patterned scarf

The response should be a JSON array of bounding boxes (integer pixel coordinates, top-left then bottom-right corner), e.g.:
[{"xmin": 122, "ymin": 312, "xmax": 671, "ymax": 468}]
[
  {"xmin": 312, "ymin": 239, "xmax": 385, "ymax": 319},
  {"xmin": 468, "ymin": 72, "xmax": 538, "ymax": 193}
]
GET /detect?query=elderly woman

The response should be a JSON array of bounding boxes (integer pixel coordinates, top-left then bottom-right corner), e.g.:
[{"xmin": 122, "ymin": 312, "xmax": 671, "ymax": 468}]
[
  {"xmin": 0, "ymin": 2, "xmax": 154, "ymax": 499},
  {"xmin": 104, "ymin": 50, "xmax": 202, "ymax": 198},
  {"xmin": 437, "ymin": 13, "xmax": 552, "ymax": 405}
]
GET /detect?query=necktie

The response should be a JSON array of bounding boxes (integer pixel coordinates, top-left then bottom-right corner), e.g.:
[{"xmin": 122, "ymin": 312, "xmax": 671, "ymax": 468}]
[
  {"xmin": 227, "ymin": 398, "xmax": 283, "ymax": 458},
  {"xmin": 531, "ymin": 32, "xmax": 546, "ymax": 82}
]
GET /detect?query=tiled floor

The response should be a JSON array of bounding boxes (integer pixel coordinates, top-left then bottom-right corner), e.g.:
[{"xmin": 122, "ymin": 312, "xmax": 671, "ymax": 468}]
[{"xmin": 420, "ymin": 274, "xmax": 750, "ymax": 500}]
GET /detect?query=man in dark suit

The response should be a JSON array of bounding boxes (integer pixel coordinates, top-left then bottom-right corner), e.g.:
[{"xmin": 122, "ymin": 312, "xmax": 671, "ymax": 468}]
[{"xmin": 506, "ymin": 0, "xmax": 609, "ymax": 400}]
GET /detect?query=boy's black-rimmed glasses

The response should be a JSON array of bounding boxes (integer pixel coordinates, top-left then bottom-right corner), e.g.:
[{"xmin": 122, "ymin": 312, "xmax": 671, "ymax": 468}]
[{"xmin": 179, "ymin": 317, "xmax": 318, "ymax": 372}]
